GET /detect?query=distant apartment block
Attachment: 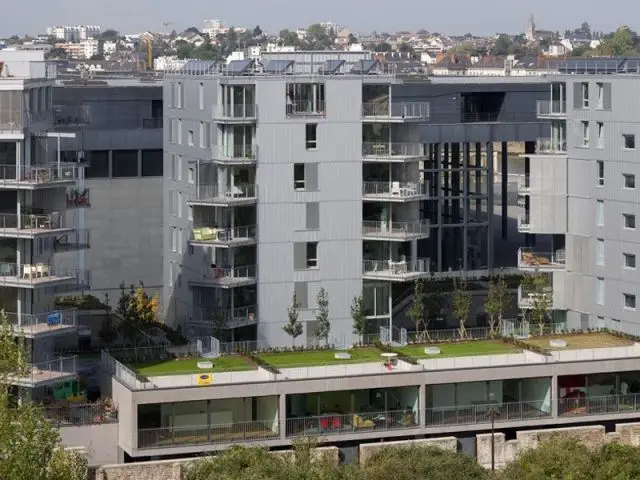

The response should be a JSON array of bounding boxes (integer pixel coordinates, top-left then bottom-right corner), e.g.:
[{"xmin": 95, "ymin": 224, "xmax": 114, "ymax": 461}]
[{"xmin": 46, "ymin": 25, "xmax": 101, "ymax": 42}]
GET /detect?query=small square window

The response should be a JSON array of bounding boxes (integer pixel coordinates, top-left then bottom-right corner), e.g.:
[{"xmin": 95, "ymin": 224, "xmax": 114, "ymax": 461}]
[
  {"xmin": 624, "ymin": 134, "xmax": 636, "ymax": 150},
  {"xmin": 624, "ymin": 293, "xmax": 636, "ymax": 310},
  {"xmin": 624, "ymin": 174, "xmax": 636, "ymax": 189},
  {"xmin": 305, "ymin": 124, "xmax": 318, "ymax": 150},
  {"xmin": 624, "ymin": 214, "xmax": 636, "ymax": 230},
  {"xmin": 624, "ymin": 253, "xmax": 636, "ymax": 270},
  {"xmin": 294, "ymin": 163, "xmax": 305, "ymax": 190},
  {"xmin": 306, "ymin": 242, "xmax": 318, "ymax": 268}
]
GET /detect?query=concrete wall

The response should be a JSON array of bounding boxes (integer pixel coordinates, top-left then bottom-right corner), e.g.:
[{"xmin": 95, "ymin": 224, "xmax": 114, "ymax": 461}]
[
  {"xmin": 59, "ymin": 423, "xmax": 119, "ymax": 467},
  {"xmin": 359, "ymin": 437, "xmax": 457, "ymax": 465}
]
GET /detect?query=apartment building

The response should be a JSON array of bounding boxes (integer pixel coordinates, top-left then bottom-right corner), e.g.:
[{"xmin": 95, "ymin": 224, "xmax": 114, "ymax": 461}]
[
  {"xmin": 52, "ymin": 77, "xmax": 164, "ymax": 301},
  {"xmin": 163, "ymin": 52, "xmax": 549, "ymax": 346},
  {"xmin": 0, "ymin": 49, "xmax": 85, "ymax": 401},
  {"xmin": 520, "ymin": 62, "xmax": 640, "ymax": 334},
  {"xmin": 46, "ymin": 25, "xmax": 101, "ymax": 42}
]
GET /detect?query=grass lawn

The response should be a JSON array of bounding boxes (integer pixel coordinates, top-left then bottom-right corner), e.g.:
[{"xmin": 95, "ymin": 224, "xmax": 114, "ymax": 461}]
[
  {"xmin": 397, "ymin": 340, "xmax": 520, "ymax": 359},
  {"xmin": 131, "ymin": 355, "xmax": 255, "ymax": 377},
  {"xmin": 523, "ymin": 333, "xmax": 634, "ymax": 350},
  {"xmin": 257, "ymin": 348, "xmax": 384, "ymax": 368}
]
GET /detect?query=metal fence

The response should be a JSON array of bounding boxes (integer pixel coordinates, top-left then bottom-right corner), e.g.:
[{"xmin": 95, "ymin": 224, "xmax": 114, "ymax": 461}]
[
  {"xmin": 424, "ymin": 400, "xmax": 550, "ymax": 427},
  {"xmin": 44, "ymin": 402, "xmax": 118, "ymax": 426},
  {"xmin": 558, "ymin": 394, "xmax": 640, "ymax": 417}
]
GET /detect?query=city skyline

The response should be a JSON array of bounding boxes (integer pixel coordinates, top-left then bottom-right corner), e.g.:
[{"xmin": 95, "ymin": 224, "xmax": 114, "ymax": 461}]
[{"xmin": 1, "ymin": 0, "xmax": 638, "ymax": 38}]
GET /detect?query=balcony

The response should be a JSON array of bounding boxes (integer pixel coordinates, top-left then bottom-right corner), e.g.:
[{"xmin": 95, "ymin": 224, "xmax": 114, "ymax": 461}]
[
  {"xmin": 286, "ymin": 100, "xmax": 326, "ymax": 117},
  {"xmin": 362, "ymin": 220, "xmax": 430, "ymax": 241},
  {"xmin": 54, "ymin": 229, "xmax": 91, "ymax": 251},
  {"xmin": 362, "ymin": 258, "xmax": 429, "ymax": 282},
  {"xmin": 559, "ymin": 394, "xmax": 640, "ymax": 418},
  {"xmin": 0, "ymin": 213, "xmax": 73, "ymax": 239},
  {"xmin": 9, "ymin": 356, "xmax": 77, "ymax": 388},
  {"xmin": 536, "ymin": 138, "xmax": 567, "ymax": 155},
  {"xmin": 362, "ymin": 102, "xmax": 430, "ymax": 122},
  {"xmin": 188, "ymin": 184, "xmax": 257, "ymax": 207},
  {"xmin": 190, "ymin": 225, "xmax": 257, "ymax": 248},
  {"xmin": 141, "ymin": 118, "xmax": 163, "ymax": 129},
  {"xmin": 537, "ymin": 100, "xmax": 566, "ymax": 119},
  {"xmin": 362, "ymin": 181, "xmax": 429, "ymax": 202},
  {"xmin": 517, "ymin": 284, "xmax": 554, "ymax": 309},
  {"xmin": 53, "ymin": 105, "xmax": 91, "ymax": 127},
  {"xmin": 190, "ymin": 265, "xmax": 257, "ymax": 289},
  {"xmin": 4, "ymin": 309, "xmax": 77, "ymax": 338},
  {"xmin": 518, "ymin": 248, "xmax": 566, "ymax": 271},
  {"xmin": 212, "ymin": 104, "xmax": 257, "ymax": 123},
  {"xmin": 517, "ymin": 213, "xmax": 531, "ymax": 232},
  {"xmin": 193, "ymin": 305, "xmax": 258, "ymax": 329},
  {"xmin": 0, "ymin": 164, "xmax": 77, "ymax": 190},
  {"xmin": 0, "ymin": 262, "xmax": 88, "ymax": 289},
  {"xmin": 517, "ymin": 176, "xmax": 530, "ymax": 195},
  {"xmin": 212, "ymin": 144, "xmax": 258, "ymax": 165},
  {"xmin": 362, "ymin": 142, "xmax": 427, "ymax": 162},
  {"xmin": 425, "ymin": 400, "xmax": 550, "ymax": 427}
]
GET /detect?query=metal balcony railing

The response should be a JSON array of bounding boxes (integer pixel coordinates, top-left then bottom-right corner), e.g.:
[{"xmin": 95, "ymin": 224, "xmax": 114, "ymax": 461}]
[
  {"xmin": 44, "ymin": 402, "xmax": 119, "ymax": 426},
  {"xmin": 0, "ymin": 164, "xmax": 77, "ymax": 185},
  {"xmin": 54, "ymin": 229, "xmax": 91, "ymax": 251},
  {"xmin": 191, "ymin": 225, "xmax": 257, "ymax": 243},
  {"xmin": 193, "ymin": 184, "xmax": 257, "ymax": 203},
  {"xmin": 13, "ymin": 356, "xmax": 77, "ymax": 385},
  {"xmin": 201, "ymin": 265, "xmax": 257, "ymax": 283},
  {"xmin": 362, "ymin": 102, "xmax": 430, "ymax": 119},
  {"xmin": 424, "ymin": 400, "xmax": 550, "ymax": 427},
  {"xmin": 558, "ymin": 394, "xmax": 640, "ymax": 417},
  {"xmin": 213, "ymin": 104, "xmax": 257, "ymax": 120},
  {"xmin": 363, "ymin": 258, "xmax": 429, "ymax": 277},
  {"xmin": 362, "ymin": 181, "xmax": 428, "ymax": 199},
  {"xmin": 53, "ymin": 106, "xmax": 91, "ymax": 126},
  {"xmin": 194, "ymin": 305, "xmax": 258, "ymax": 328},
  {"xmin": 0, "ymin": 262, "xmax": 87, "ymax": 286},
  {"xmin": 4, "ymin": 309, "xmax": 77, "ymax": 331},
  {"xmin": 362, "ymin": 220, "xmax": 430, "ymax": 238},
  {"xmin": 537, "ymin": 100, "xmax": 566, "ymax": 117},
  {"xmin": 0, "ymin": 213, "xmax": 67, "ymax": 233},
  {"xmin": 519, "ymin": 248, "xmax": 566, "ymax": 269},
  {"xmin": 536, "ymin": 138, "xmax": 567, "ymax": 154},
  {"xmin": 212, "ymin": 144, "xmax": 258, "ymax": 162},
  {"xmin": 362, "ymin": 142, "xmax": 426, "ymax": 158},
  {"xmin": 286, "ymin": 99, "xmax": 326, "ymax": 117},
  {"xmin": 518, "ymin": 284, "xmax": 553, "ymax": 309}
]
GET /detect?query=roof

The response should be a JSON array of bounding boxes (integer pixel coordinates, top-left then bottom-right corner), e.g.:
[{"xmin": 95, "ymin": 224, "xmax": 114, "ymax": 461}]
[{"xmin": 179, "ymin": 60, "xmax": 219, "ymax": 75}]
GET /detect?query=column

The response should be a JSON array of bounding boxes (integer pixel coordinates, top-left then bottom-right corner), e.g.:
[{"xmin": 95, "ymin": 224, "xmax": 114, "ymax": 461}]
[
  {"xmin": 419, "ymin": 384, "xmax": 426, "ymax": 428},
  {"xmin": 501, "ymin": 142, "xmax": 508, "ymax": 240},
  {"xmin": 279, "ymin": 394, "xmax": 287, "ymax": 440},
  {"xmin": 551, "ymin": 375, "xmax": 558, "ymax": 417},
  {"xmin": 524, "ymin": 141, "xmax": 536, "ymax": 248},
  {"xmin": 451, "ymin": 143, "xmax": 461, "ymax": 269},
  {"xmin": 462, "ymin": 143, "xmax": 470, "ymax": 271},
  {"xmin": 486, "ymin": 143, "xmax": 494, "ymax": 270},
  {"xmin": 436, "ymin": 143, "xmax": 443, "ymax": 272}
]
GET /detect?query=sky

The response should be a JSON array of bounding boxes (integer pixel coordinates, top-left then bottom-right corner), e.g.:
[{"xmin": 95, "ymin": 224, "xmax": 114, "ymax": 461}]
[{"xmin": 1, "ymin": 0, "xmax": 639, "ymax": 38}]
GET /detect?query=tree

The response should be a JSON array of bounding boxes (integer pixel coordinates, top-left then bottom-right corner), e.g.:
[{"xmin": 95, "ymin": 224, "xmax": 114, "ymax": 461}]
[
  {"xmin": 305, "ymin": 23, "xmax": 333, "ymax": 50},
  {"xmin": 397, "ymin": 42, "xmax": 414, "ymax": 54},
  {"xmin": 597, "ymin": 26, "xmax": 637, "ymax": 56},
  {"xmin": 99, "ymin": 29, "xmax": 120, "ymax": 42},
  {"xmin": 279, "ymin": 29, "xmax": 299, "ymax": 46},
  {"xmin": 572, "ymin": 44, "xmax": 593, "ymax": 57},
  {"xmin": 522, "ymin": 273, "xmax": 552, "ymax": 335},
  {"xmin": 252, "ymin": 25, "xmax": 263, "ymax": 38},
  {"xmin": 485, "ymin": 277, "xmax": 510, "ymax": 337},
  {"xmin": 373, "ymin": 42, "xmax": 393, "ymax": 52},
  {"xmin": 211, "ymin": 299, "xmax": 228, "ymax": 339},
  {"xmin": 407, "ymin": 280, "xmax": 426, "ymax": 341},
  {"xmin": 452, "ymin": 278, "xmax": 472, "ymax": 339},
  {"xmin": 98, "ymin": 313, "xmax": 118, "ymax": 345},
  {"xmin": 491, "ymin": 35, "xmax": 512, "ymax": 55},
  {"xmin": 282, "ymin": 294, "xmax": 303, "ymax": 347},
  {"xmin": 348, "ymin": 33, "xmax": 358, "ymax": 45},
  {"xmin": 45, "ymin": 48, "xmax": 68, "ymax": 60},
  {"xmin": 116, "ymin": 282, "xmax": 159, "ymax": 346},
  {"xmin": 350, "ymin": 295, "xmax": 366, "ymax": 343},
  {"xmin": 314, "ymin": 288, "xmax": 330, "ymax": 346}
]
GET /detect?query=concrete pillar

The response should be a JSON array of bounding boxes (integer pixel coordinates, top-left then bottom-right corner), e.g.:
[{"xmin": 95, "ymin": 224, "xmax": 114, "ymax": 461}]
[
  {"xmin": 451, "ymin": 143, "xmax": 461, "ymax": 268},
  {"xmin": 279, "ymin": 394, "xmax": 287, "ymax": 439},
  {"xmin": 435, "ymin": 143, "xmax": 443, "ymax": 272},
  {"xmin": 486, "ymin": 143, "xmax": 494, "ymax": 270},
  {"xmin": 551, "ymin": 375, "xmax": 558, "ymax": 417},
  {"xmin": 462, "ymin": 142, "xmax": 470, "ymax": 271},
  {"xmin": 418, "ymin": 384, "xmax": 426, "ymax": 428},
  {"xmin": 501, "ymin": 142, "xmax": 508, "ymax": 240}
]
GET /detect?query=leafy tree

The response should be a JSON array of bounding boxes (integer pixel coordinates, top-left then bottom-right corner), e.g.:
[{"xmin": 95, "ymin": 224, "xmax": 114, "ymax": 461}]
[
  {"xmin": 252, "ymin": 25, "xmax": 263, "ymax": 38},
  {"xmin": 116, "ymin": 282, "xmax": 159, "ymax": 346},
  {"xmin": 279, "ymin": 29, "xmax": 299, "ymax": 46},
  {"xmin": 282, "ymin": 294, "xmax": 303, "ymax": 347},
  {"xmin": 397, "ymin": 42, "xmax": 414, "ymax": 54},
  {"xmin": 99, "ymin": 29, "xmax": 120, "ymax": 42},
  {"xmin": 314, "ymin": 288, "xmax": 331, "ymax": 346},
  {"xmin": 174, "ymin": 41, "xmax": 194, "ymax": 59},
  {"xmin": 305, "ymin": 23, "xmax": 333, "ymax": 49},
  {"xmin": 485, "ymin": 277, "xmax": 510, "ymax": 336},
  {"xmin": 452, "ymin": 278, "xmax": 472, "ymax": 339},
  {"xmin": 597, "ymin": 26, "xmax": 637, "ymax": 56},
  {"xmin": 522, "ymin": 273, "xmax": 552, "ymax": 335},
  {"xmin": 407, "ymin": 280, "xmax": 426, "ymax": 340},
  {"xmin": 348, "ymin": 33, "xmax": 358, "ymax": 45},
  {"xmin": 350, "ymin": 295, "xmax": 366, "ymax": 343},
  {"xmin": 45, "ymin": 48, "xmax": 68, "ymax": 60},
  {"xmin": 572, "ymin": 44, "xmax": 593, "ymax": 57},
  {"xmin": 373, "ymin": 42, "xmax": 392, "ymax": 52},
  {"xmin": 491, "ymin": 35, "xmax": 512, "ymax": 55},
  {"xmin": 98, "ymin": 313, "xmax": 118, "ymax": 345}
]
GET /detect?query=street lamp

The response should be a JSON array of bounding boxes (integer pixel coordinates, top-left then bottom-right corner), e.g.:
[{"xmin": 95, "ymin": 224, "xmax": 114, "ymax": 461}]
[{"xmin": 487, "ymin": 406, "xmax": 501, "ymax": 471}]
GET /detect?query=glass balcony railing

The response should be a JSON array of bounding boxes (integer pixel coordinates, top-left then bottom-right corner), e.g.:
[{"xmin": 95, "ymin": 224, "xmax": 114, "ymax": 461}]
[
  {"xmin": 192, "ymin": 184, "xmax": 257, "ymax": 204},
  {"xmin": 362, "ymin": 181, "xmax": 428, "ymax": 199},
  {"xmin": 0, "ymin": 213, "xmax": 68, "ymax": 234},
  {"xmin": 190, "ymin": 225, "xmax": 257, "ymax": 244},
  {"xmin": 424, "ymin": 400, "xmax": 550, "ymax": 427},
  {"xmin": 212, "ymin": 144, "xmax": 258, "ymax": 163},
  {"xmin": 362, "ymin": 142, "xmax": 426, "ymax": 158},
  {"xmin": 213, "ymin": 104, "xmax": 257, "ymax": 120},
  {"xmin": 0, "ymin": 164, "xmax": 77, "ymax": 186},
  {"xmin": 536, "ymin": 138, "xmax": 567, "ymax": 154},
  {"xmin": 362, "ymin": 102, "xmax": 430, "ymax": 120},
  {"xmin": 362, "ymin": 220, "xmax": 430, "ymax": 239},
  {"xmin": 537, "ymin": 100, "xmax": 566, "ymax": 118}
]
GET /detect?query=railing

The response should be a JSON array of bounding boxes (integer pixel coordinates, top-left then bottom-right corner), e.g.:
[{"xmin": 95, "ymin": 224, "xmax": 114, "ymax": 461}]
[
  {"xmin": 212, "ymin": 144, "xmax": 258, "ymax": 162},
  {"xmin": 44, "ymin": 402, "xmax": 119, "ymax": 426},
  {"xmin": 536, "ymin": 100, "xmax": 566, "ymax": 117},
  {"xmin": 363, "ymin": 258, "xmax": 429, "ymax": 276},
  {"xmin": 101, "ymin": 350, "xmax": 154, "ymax": 390},
  {"xmin": 425, "ymin": 400, "xmax": 550, "ymax": 427},
  {"xmin": 141, "ymin": 117, "xmax": 163, "ymax": 129},
  {"xmin": 559, "ymin": 394, "xmax": 640, "ymax": 417},
  {"xmin": 201, "ymin": 265, "xmax": 257, "ymax": 282},
  {"xmin": 193, "ymin": 184, "xmax": 257, "ymax": 202},
  {"xmin": 362, "ymin": 181, "xmax": 428, "ymax": 198},
  {"xmin": 54, "ymin": 229, "xmax": 91, "ymax": 251},
  {"xmin": 362, "ymin": 102, "xmax": 430, "ymax": 119},
  {"xmin": 213, "ymin": 104, "xmax": 257, "ymax": 120},
  {"xmin": 286, "ymin": 99, "xmax": 326, "ymax": 117},
  {"xmin": 518, "ymin": 213, "xmax": 530, "ymax": 231},
  {"xmin": 536, "ymin": 138, "xmax": 567, "ymax": 154},
  {"xmin": 286, "ymin": 409, "xmax": 419, "ymax": 438},
  {"xmin": 517, "ymin": 176, "xmax": 530, "ymax": 193},
  {"xmin": 4, "ymin": 309, "xmax": 77, "ymax": 331},
  {"xmin": 17, "ymin": 356, "xmax": 77, "ymax": 384},
  {"xmin": 519, "ymin": 248, "xmax": 566, "ymax": 268},
  {"xmin": 0, "ymin": 213, "xmax": 66, "ymax": 233},
  {"xmin": 194, "ymin": 305, "xmax": 258, "ymax": 327},
  {"xmin": 518, "ymin": 285, "xmax": 553, "ymax": 309},
  {"xmin": 0, "ymin": 164, "xmax": 77, "ymax": 184},
  {"xmin": 362, "ymin": 142, "xmax": 426, "ymax": 158},
  {"xmin": 0, "ymin": 262, "xmax": 85, "ymax": 284},
  {"xmin": 408, "ymin": 327, "xmax": 491, "ymax": 342},
  {"xmin": 218, "ymin": 340, "xmax": 270, "ymax": 354},
  {"xmin": 362, "ymin": 220, "xmax": 430, "ymax": 238},
  {"xmin": 138, "ymin": 419, "xmax": 278, "ymax": 449},
  {"xmin": 53, "ymin": 106, "xmax": 91, "ymax": 126},
  {"xmin": 191, "ymin": 225, "xmax": 257, "ymax": 243}
]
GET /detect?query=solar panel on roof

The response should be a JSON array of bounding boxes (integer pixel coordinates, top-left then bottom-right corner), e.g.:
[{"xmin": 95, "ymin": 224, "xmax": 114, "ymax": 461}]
[
  {"xmin": 226, "ymin": 59, "xmax": 253, "ymax": 75},
  {"xmin": 264, "ymin": 59, "xmax": 294, "ymax": 74},
  {"xmin": 318, "ymin": 59, "xmax": 345, "ymax": 74},
  {"xmin": 179, "ymin": 60, "xmax": 218, "ymax": 74},
  {"xmin": 350, "ymin": 59, "xmax": 378, "ymax": 74}
]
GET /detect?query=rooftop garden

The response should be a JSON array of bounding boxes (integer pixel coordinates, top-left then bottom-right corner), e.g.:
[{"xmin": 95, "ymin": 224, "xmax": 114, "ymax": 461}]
[
  {"xmin": 396, "ymin": 339, "xmax": 520, "ymax": 359},
  {"xmin": 131, "ymin": 355, "xmax": 255, "ymax": 376},
  {"xmin": 257, "ymin": 347, "xmax": 384, "ymax": 368},
  {"xmin": 522, "ymin": 332, "xmax": 634, "ymax": 351}
]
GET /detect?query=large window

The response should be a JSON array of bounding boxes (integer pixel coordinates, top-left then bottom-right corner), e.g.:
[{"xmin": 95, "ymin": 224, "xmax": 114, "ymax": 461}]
[
  {"xmin": 141, "ymin": 150, "xmax": 163, "ymax": 177},
  {"xmin": 112, "ymin": 150, "xmax": 139, "ymax": 178},
  {"xmin": 86, "ymin": 150, "xmax": 109, "ymax": 178}
]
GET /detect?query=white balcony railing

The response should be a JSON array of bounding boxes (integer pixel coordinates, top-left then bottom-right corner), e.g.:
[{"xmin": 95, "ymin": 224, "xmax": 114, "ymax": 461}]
[
  {"xmin": 536, "ymin": 100, "xmax": 566, "ymax": 118},
  {"xmin": 212, "ymin": 144, "xmax": 258, "ymax": 163},
  {"xmin": 0, "ymin": 164, "xmax": 77, "ymax": 186},
  {"xmin": 362, "ymin": 220, "xmax": 430, "ymax": 239},
  {"xmin": 518, "ymin": 248, "xmax": 566, "ymax": 269},
  {"xmin": 362, "ymin": 102, "xmax": 430, "ymax": 120},
  {"xmin": 536, "ymin": 138, "xmax": 567, "ymax": 154},
  {"xmin": 362, "ymin": 142, "xmax": 426, "ymax": 158},
  {"xmin": 362, "ymin": 181, "xmax": 428, "ymax": 199},
  {"xmin": 518, "ymin": 284, "xmax": 553, "ymax": 309},
  {"xmin": 286, "ymin": 100, "xmax": 326, "ymax": 117},
  {"xmin": 363, "ymin": 258, "xmax": 429, "ymax": 280},
  {"xmin": 200, "ymin": 265, "xmax": 257, "ymax": 285},
  {"xmin": 192, "ymin": 184, "xmax": 257, "ymax": 203},
  {"xmin": 4, "ymin": 309, "xmax": 77, "ymax": 334},
  {"xmin": 213, "ymin": 104, "xmax": 257, "ymax": 120},
  {"xmin": 0, "ymin": 262, "xmax": 87, "ymax": 287},
  {"xmin": 191, "ymin": 225, "xmax": 257, "ymax": 244},
  {"xmin": 0, "ymin": 213, "xmax": 67, "ymax": 234}
]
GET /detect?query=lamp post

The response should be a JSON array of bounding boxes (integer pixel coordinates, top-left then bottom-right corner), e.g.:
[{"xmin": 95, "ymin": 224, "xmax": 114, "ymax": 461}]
[{"xmin": 487, "ymin": 406, "xmax": 501, "ymax": 471}]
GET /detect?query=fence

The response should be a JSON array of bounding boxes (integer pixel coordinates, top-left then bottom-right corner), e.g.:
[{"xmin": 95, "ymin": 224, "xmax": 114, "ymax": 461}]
[
  {"xmin": 424, "ymin": 400, "xmax": 550, "ymax": 427},
  {"xmin": 44, "ymin": 402, "xmax": 118, "ymax": 426},
  {"xmin": 558, "ymin": 393, "xmax": 640, "ymax": 417},
  {"xmin": 101, "ymin": 350, "xmax": 153, "ymax": 390}
]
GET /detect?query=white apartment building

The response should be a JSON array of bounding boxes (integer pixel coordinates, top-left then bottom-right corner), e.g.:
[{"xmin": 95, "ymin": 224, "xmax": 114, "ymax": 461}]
[
  {"xmin": 55, "ymin": 39, "xmax": 100, "ymax": 60},
  {"xmin": 47, "ymin": 25, "xmax": 101, "ymax": 42}
]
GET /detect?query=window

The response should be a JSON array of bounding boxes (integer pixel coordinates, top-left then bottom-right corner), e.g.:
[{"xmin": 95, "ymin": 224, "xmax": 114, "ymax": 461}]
[
  {"xmin": 596, "ymin": 82, "xmax": 604, "ymax": 109},
  {"xmin": 170, "ymin": 83, "xmax": 176, "ymax": 107},
  {"xmin": 596, "ymin": 238, "xmax": 605, "ymax": 266},
  {"xmin": 187, "ymin": 129, "xmax": 194, "ymax": 146},
  {"xmin": 177, "ymin": 82, "xmax": 184, "ymax": 108},
  {"xmin": 294, "ymin": 163, "xmax": 305, "ymax": 189},
  {"xmin": 171, "ymin": 227, "xmax": 177, "ymax": 252},
  {"xmin": 188, "ymin": 167, "xmax": 195, "ymax": 184},
  {"xmin": 199, "ymin": 122, "xmax": 210, "ymax": 148},
  {"xmin": 177, "ymin": 119, "xmax": 183, "ymax": 144},
  {"xmin": 596, "ymin": 278, "xmax": 605, "ymax": 306},
  {"xmin": 177, "ymin": 155, "xmax": 182, "ymax": 181},
  {"xmin": 597, "ymin": 161, "xmax": 604, "ymax": 186},
  {"xmin": 305, "ymin": 202, "xmax": 320, "ymax": 230},
  {"xmin": 141, "ymin": 150, "xmax": 163, "ymax": 177},
  {"xmin": 624, "ymin": 293, "xmax": 636, "ymax": 310},
  {"xmin": 581, "ymin": 82, "xmax": 589, "ymax": 108},
  {"xmin": 306, "ymin": 242, "xmax": 318, "ymax": 268},
  {"xmin": 624, "ymin": 214, "xmax": 636, "ymax": 230},
  {"xmin": 305, "ymin": 124, "xmax": 318, "ymax": 149},
  {"xmin": 177, "ymin": 228, "xmax": 183, "ymax": 253},
  {"xmin": 168, "ymin": 117, "xmax": 174, "ymax": 142},
  {"xmin": 294, "ymin": 282, "xmax": 308, "ymax": 309},
  {"xmin": 177, "ymin": 192, "xmax": 182, "ymax": 218},
  {"xmin": 169, "ymin": 262, "xmax": 173, "ymax": 287},
  {"xmin": 188, "ymin": 205, "xmax": 193, "ymax": 221},
  {"xmin": 86, "ymin": 150, "xmax": 109, "ymax": 178},
  {"xmin": 624, "ymin": 174, "xmax": 636, "ymax": 189},
  {"xmin": 624, "ymin": 253, "xmax": 636, "ymax": 270},
  {"xmin": 112, "ymin": 150, "xmax": 139, "ymax": 178},
  {"xmin": 581, "ymin": 121, "xmax": 589, "ymax": 147},
  {"xmin": 624, "ymin": 134, "xmax": 636, "ymax": 150},
  {"xmin": 170, "ymin": 154, "xmax": 177, "ymax": 180},
  {"xmin": 199, "ymin": 82, "xmax": 204, "ymax": 110},
  {"xmin": 596, "ymin": 200, "xmax": 604, "ymax": 226},
  {"xmin": 597, "ymin": 122, "xmax": 604, "ymax": 148}
]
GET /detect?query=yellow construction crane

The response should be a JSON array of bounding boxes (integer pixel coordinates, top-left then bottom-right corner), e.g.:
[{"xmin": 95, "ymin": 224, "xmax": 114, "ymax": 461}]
[{"xmin": 141, "ymin": 33, "xmax": 154, "ymax": 70}]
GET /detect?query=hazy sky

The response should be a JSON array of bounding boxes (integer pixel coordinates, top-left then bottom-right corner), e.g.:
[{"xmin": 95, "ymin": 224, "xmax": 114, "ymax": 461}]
[{"xmin": 1, "ymin": 0, "xmax": 638, "ymax": 37}]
